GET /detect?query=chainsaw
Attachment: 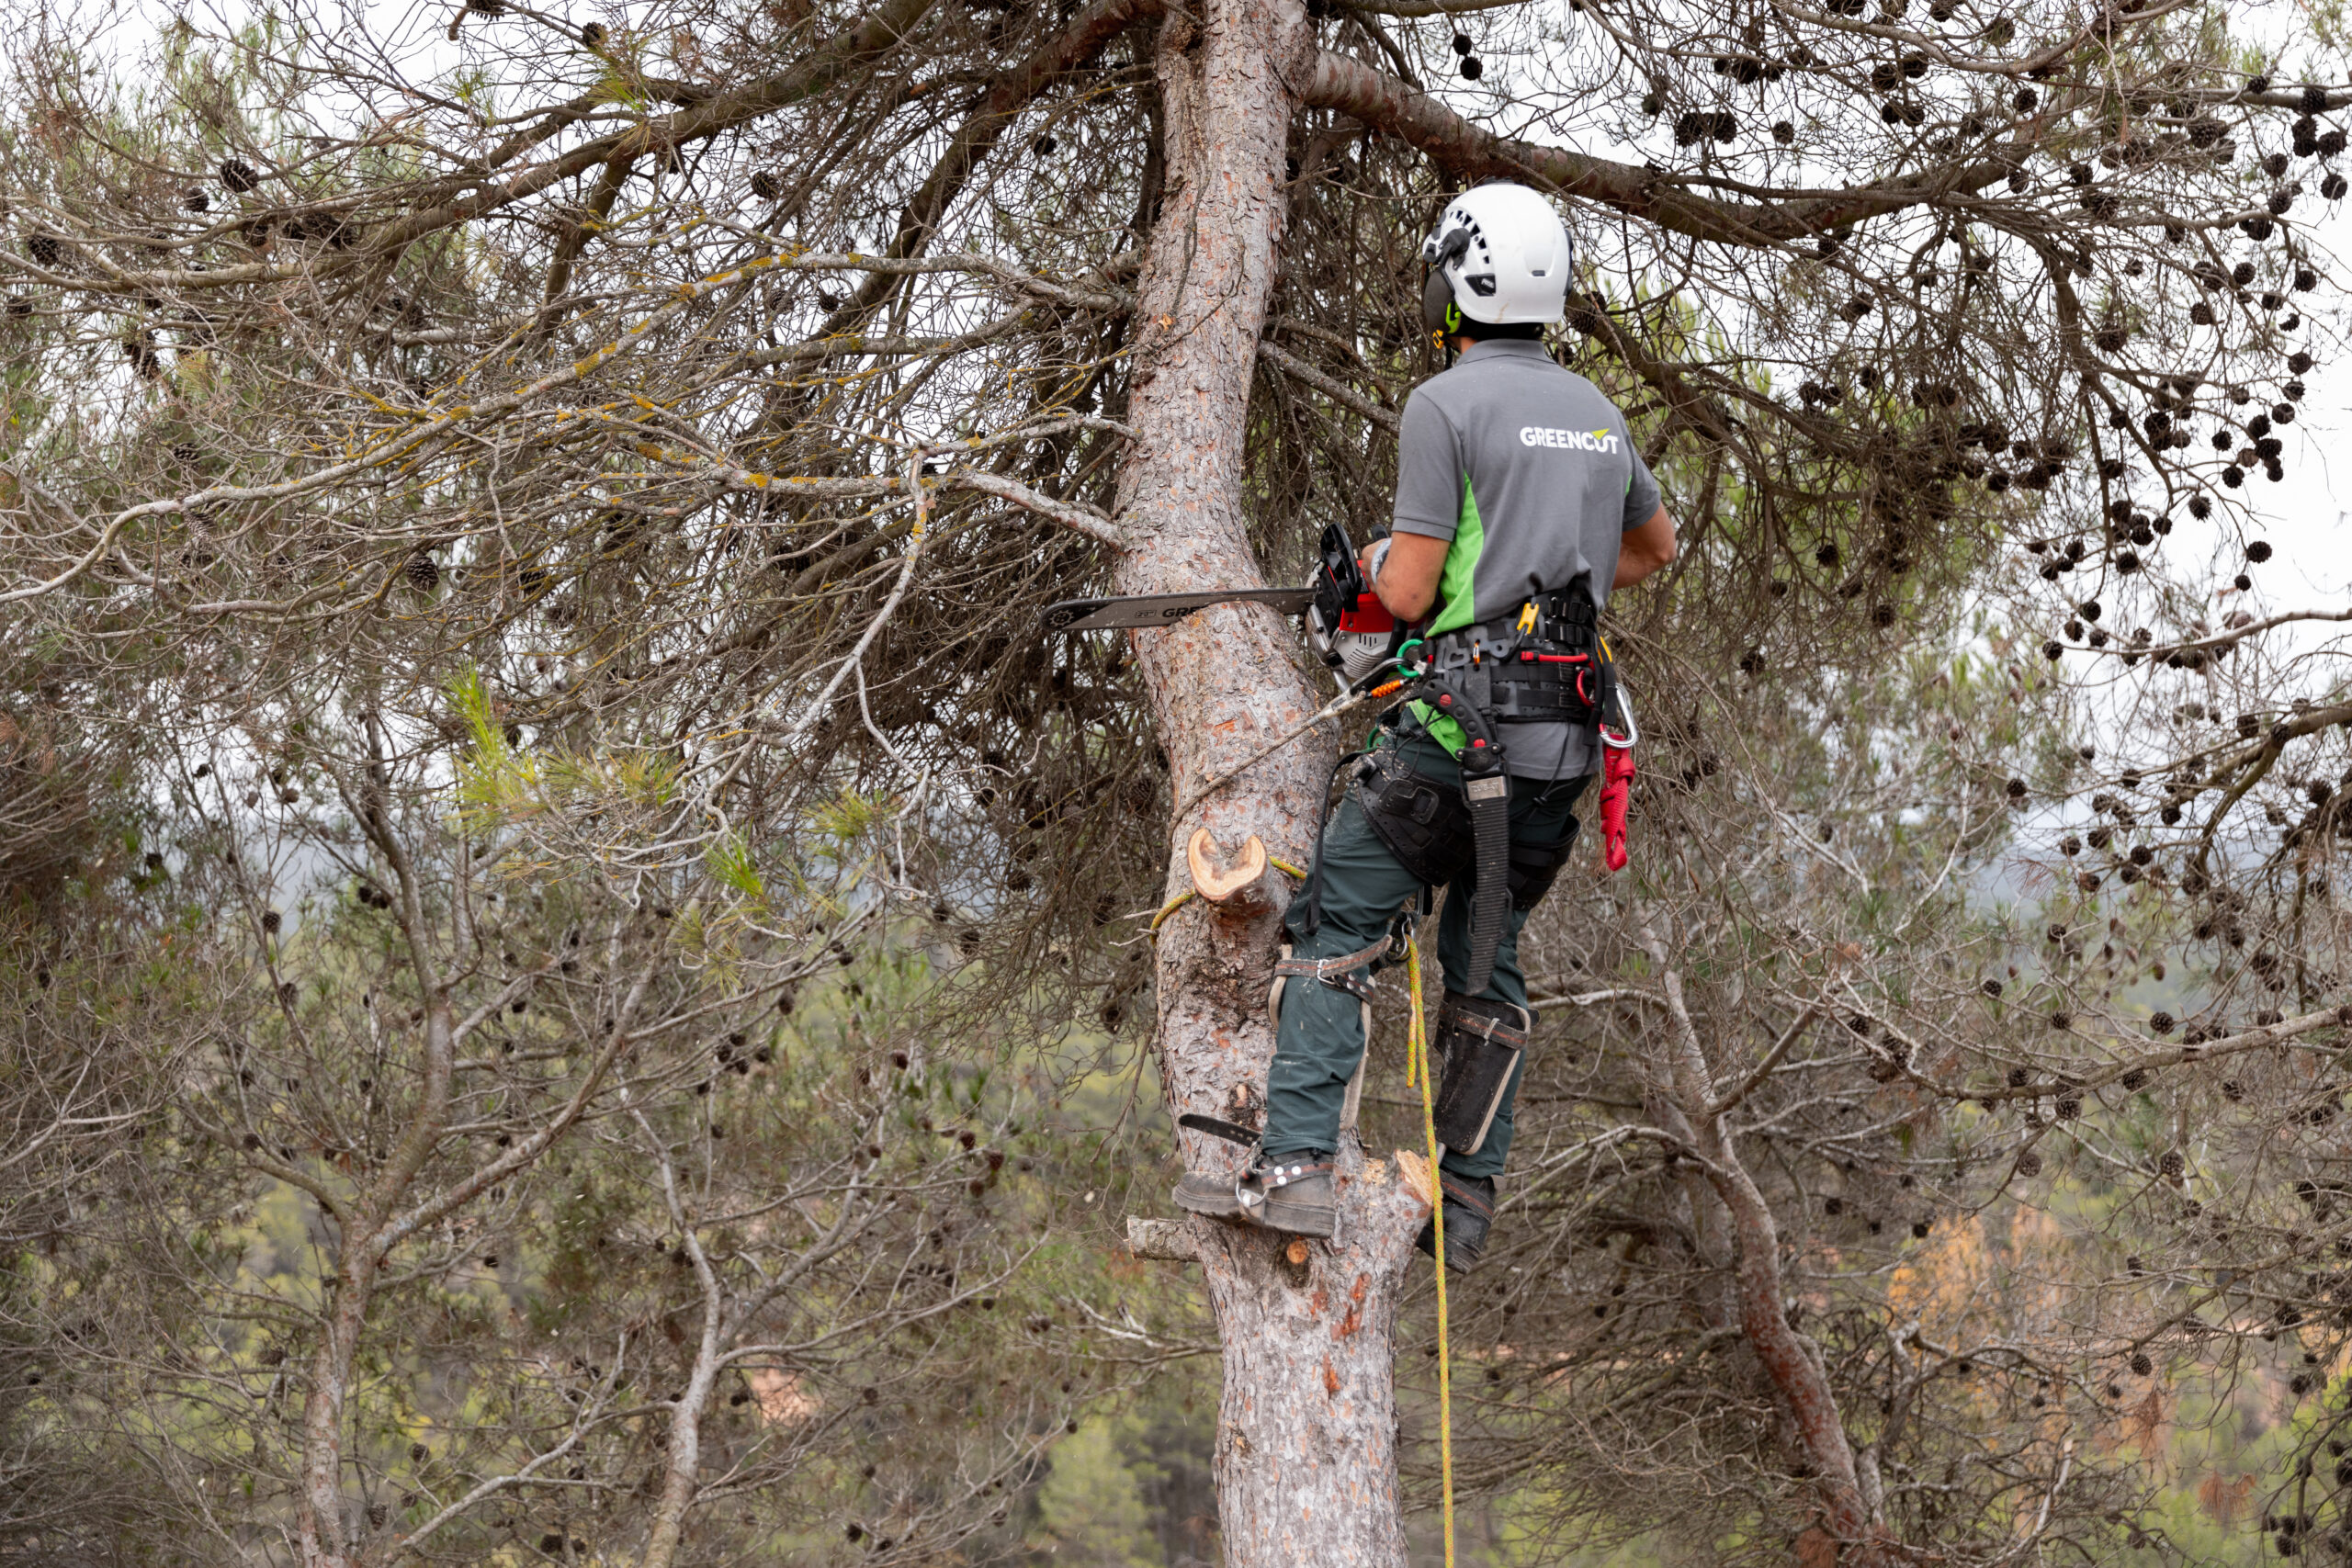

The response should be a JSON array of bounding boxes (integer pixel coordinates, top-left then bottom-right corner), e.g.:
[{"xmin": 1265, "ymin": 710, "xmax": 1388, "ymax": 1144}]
[{"xmin": 1039, "ymin": 523, "xmax": 1396, "ymax": 688}]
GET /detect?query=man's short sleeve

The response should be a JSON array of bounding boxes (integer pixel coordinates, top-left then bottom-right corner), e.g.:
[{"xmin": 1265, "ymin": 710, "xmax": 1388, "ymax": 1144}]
[
  {"xmin": 1391, "ymin": 390, "xmax": 1464, "ymax": 540},
  {"xmin": 1622, "ymin": 441, "xmax": 1662, "ymax": 532}
]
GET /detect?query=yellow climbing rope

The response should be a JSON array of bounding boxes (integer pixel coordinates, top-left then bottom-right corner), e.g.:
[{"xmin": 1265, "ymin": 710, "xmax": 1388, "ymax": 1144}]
[{"xmin": 1404, "ymin": 930, "xmax": 1456, "ymax": 1568}]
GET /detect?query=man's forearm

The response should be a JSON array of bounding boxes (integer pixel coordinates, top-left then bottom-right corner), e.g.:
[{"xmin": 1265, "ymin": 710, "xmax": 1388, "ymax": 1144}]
[
  {"xmin": 1371, "ymin": 531, "xmax": 1449, "ymax": 622},
  {"xmin": 1613, "ymin": 508, "xmax": 1678, "ymax": 588},
  {"xmin": 1612, "ymin": 547, "xmax": 1665, "ymax": 589}
]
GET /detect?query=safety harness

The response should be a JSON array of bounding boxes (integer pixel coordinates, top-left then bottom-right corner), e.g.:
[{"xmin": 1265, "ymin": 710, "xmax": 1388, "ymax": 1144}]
[{"xmin": 1331, "ymin": 575, "xmax": 1632, "ymax": 996}]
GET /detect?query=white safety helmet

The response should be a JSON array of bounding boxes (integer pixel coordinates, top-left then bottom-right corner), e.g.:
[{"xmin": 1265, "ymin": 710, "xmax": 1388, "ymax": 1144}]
[{"xmin": 1419, "ymin": 182, "xmax": 1573, "ymax": 331}]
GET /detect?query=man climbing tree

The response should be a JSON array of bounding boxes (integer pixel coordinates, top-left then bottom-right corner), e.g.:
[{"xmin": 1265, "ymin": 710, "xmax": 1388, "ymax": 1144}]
[{"xmin": 1170, "ymin": 180, "xmax": 1679, "ymax": 1262}]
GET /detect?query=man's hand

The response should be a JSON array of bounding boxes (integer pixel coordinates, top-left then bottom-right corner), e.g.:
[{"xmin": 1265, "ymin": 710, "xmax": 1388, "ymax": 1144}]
[
  {"xmin": 1615, "ymin": 506, "xmax": 1677, "ymax": 589},
  {"xmin": 1369, "ymin": 532, "xmax": 1450, "ymax": 622}
]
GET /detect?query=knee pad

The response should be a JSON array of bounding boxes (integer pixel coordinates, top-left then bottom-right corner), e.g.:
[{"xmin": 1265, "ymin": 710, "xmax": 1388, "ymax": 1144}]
[
  {"xmin": 1431, "ymin": 991, "xmax": 1532, "ymax": 1156},
  {"xmin": 1508, "ymin": 833, "xmax": 1572, "ymax": 911}
]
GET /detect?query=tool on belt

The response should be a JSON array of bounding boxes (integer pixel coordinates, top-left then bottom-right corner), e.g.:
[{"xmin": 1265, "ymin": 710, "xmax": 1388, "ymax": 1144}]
[{"xmin": 1597, "ymin": 682, "xmax": 1638, "ymax": 873}]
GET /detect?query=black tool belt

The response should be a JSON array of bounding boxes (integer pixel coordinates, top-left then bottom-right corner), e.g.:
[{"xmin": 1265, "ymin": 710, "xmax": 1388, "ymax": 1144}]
[{"xmin": 1416, "ymin": 580, "xmax": 1606, "ymax": 729}]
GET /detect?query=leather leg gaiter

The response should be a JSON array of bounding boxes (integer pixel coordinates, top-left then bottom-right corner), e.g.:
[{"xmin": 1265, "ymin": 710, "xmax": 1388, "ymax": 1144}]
[{"xmin": 1431, "ymin": 990, "xmax": 1532, "ymax": 1156}]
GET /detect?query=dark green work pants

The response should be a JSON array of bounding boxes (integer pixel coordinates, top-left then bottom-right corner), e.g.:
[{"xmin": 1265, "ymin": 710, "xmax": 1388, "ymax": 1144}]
[{"xmin": 1262, "ymin": 731, "xmax": 1589, "ymax": 1182}]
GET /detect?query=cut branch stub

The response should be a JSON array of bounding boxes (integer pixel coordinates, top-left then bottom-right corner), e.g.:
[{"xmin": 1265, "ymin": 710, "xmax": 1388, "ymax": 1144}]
[
  {"xmin": 1186, "ymin": 827, "xmax": 1272, "ymax": 915},
  {"xmin": 1395, "ymin": 1146, "xmax": 1435, "ymax": 1213}
]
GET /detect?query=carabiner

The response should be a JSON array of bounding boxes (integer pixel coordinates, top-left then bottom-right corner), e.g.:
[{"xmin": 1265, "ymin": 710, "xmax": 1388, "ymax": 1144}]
[{"xmin": 1600, "ymin": 684, "xmax": 1639, "ymax": 750}]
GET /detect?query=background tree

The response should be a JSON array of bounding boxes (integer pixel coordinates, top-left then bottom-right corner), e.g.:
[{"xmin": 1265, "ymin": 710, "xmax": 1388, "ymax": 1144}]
[
  {"xmin": 1, "ymin": 0, "xmax": 2347, "ymax": 1562},
  {"xmin": 1, "ymin": 646, "xmax": 1176, "ymax": 1565}
]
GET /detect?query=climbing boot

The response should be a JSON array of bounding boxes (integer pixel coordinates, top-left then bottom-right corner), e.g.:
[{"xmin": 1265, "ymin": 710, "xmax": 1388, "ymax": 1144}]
[
  {"xmin": 1171, "ymin": 1168, "xmax": 1247, "ymax": 1220},
  {"xmin": 1171, "ymin": 1156, "xmax": 1337, "ymax": 1237},
  {"xmin": 1415, "ymin": 1172, "xmax": 1495, "ymax": 1272}
]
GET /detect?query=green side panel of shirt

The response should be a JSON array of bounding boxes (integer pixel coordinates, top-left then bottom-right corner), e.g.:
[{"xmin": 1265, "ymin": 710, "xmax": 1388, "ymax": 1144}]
[{"xmin": 1409, "ymin": 478, "xmax": 1487, "ymax": 756}]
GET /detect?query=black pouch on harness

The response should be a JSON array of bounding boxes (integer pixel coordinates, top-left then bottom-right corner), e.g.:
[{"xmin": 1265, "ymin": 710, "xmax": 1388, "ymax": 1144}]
[
  {"xmin": 1356, "ymin": 749, "xmax": 1474, "ymax": 886},
  {"xmin": 1430, "ymin": 992, "xmax": 1532, "ymax": 1156}
]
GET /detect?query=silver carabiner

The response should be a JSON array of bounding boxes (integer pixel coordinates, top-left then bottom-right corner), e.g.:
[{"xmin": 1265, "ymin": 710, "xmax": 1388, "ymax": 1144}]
[{"xmin": 1601, "ymin": 682, "xmax": 1639, "ymax": 750}]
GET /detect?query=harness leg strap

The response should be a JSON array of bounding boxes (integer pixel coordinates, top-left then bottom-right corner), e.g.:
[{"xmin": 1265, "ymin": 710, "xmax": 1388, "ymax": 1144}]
[
  {"xmin": 1270, "ymin": 941, "xmax": 1380, "ymax": 1135},
  {"xmin": 1430, "ymin": 991, "xmax": 1532, "ymax": 1156}
]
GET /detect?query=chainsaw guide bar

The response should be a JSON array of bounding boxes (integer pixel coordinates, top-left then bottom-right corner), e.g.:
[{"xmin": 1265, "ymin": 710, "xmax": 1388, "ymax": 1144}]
[
  {"xmin": 1038, "ymin": 589, "xmax": 1316, "ymax": 633},
  {"xmin": 1176, "ymin": 1112, "xmax": 1264, "ymax": 1147}
]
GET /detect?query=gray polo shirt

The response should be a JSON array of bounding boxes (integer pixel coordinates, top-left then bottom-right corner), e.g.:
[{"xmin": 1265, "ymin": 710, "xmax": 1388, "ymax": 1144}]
[{"xmin": 1391, "ymin": 339, "xmax": 1661, "ymax": 780}]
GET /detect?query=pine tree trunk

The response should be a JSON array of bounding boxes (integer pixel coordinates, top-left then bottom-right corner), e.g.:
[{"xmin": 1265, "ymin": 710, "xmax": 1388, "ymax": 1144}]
[{"xmin": 1115, "ymin": 3, "xmax": 1432, "ymax": 1563}]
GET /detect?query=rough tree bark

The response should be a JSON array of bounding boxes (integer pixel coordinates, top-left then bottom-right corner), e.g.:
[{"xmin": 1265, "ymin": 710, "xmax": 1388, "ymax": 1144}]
[{"xmin": 1115, "ymin": 2, "xmax": 1430, "ymax": 1564}]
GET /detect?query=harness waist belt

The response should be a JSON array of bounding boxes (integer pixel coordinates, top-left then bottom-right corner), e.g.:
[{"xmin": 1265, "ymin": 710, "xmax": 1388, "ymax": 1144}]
[
  {"xmin": 1485, "ymin": 662, "xmax": 1603, "ymax": 724},
  {"xmin": 1419, "ymin": 581, "xmax": 1604, "ymax": 728}
]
